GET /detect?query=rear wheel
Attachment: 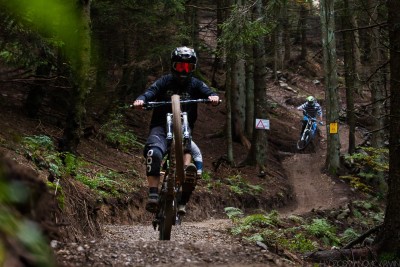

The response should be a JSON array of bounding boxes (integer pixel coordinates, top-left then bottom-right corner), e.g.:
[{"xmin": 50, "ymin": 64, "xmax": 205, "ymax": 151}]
[{"xmin": 158, "ymin": 194, "xmax": 174, "ymax": 240}]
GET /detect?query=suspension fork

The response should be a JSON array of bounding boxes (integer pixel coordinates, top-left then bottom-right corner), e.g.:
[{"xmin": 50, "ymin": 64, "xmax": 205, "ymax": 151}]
[
  {"xmin": 182, "ymin": 112, "xmax": 190, "ymax": 140},
  {"xmin": 167, "ymin": 112, "xmax": 190, "ymax": 140},
  {"xmin": 166, "ymin": 113, "xmax": 173, "ymax": 140},
  {"xmin": 182, "ymin": 112, "xmax": 193, "ymax": 150}
]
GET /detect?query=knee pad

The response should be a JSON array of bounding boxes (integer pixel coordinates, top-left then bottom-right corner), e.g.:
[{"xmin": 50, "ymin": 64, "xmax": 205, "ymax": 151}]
[{"xmin": 145, "ymin": 147, "xmax": 163, "ymax": 176}]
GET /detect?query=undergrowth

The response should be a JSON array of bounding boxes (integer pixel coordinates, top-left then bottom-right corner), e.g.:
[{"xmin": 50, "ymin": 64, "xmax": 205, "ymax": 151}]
[
  {"xmin": 0, "ymin": 166, "xmax": 55, "ymax": 266},
  {"xmin": 224, "ymin": 197, "xmax": 384, "ymax": 258},
  {"xmin": 340, "ymin": 146, "xmax": 388, "ymax": 197},
  {"xmin": 20, "ymin": 134, "xmax": 140, "ymax": 201},
  {"xmin": 202, "ymin": 172, "xmax": 263, "ymax": 195},
  {"xmin": 98, "ymin": 110, "xmax": 143, "ymax": 152}
]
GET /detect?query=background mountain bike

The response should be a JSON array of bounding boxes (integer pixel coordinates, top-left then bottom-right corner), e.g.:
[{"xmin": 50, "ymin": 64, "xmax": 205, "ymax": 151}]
[
  {"xmin": 296, "ymin": 112, "xmax": 322, "ymax": 151},
  {"xmin": 141, "ymin": 94, "xmax": 215, "ymax": 240}
]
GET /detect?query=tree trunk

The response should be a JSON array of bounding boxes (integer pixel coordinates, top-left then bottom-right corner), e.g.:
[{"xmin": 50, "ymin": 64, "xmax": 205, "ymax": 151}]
[
  {"xmin": 226, "ymin": 62, "xmax": 234, "ymax": 164},
  {"xmin": 212, "ymin": 0, "xmax": 224, "ymax": 87},
  {"xmin": 299, "ymin": 4, "xmax": 308, "ymax": 60},
  {"xmin": 232, "ymin": 56, "xmax": 250, "ymax": 150},
  {"xmin": 282, "ymin": 1, "xmax": 291, "ymax": 64},
  {"xmin": 60, "ymin": 0, "xmax": 92, "ymax": 153},
  {"xmin": 185, "ymin": 0, "xmax": 199, "ymax": 48},
  {"xmin": 230, "ymin": 0, "xmax": 250, "ymax": 150},
  {"xmin": 367, "ymin": 0, "xmax": 388, "ymax": 194},
  {"xmin": 376, "ymin": 0, "xmax": 400, "ymax": 254},
  {"xmin": 320, "ymin": 0, "xmax": 340, "ymax": 174},
  {"xmin": 24, "ymin": 49, "xmax": 52, "ymax": 118},
  {"xmin": 245, "ymin": 0, "xmax": 268, "ymax": 175},
  {"xmin": 245, "ymin": 44, "xmax": 254, "ymax": 137},
  {"xmin": 368, "ymin": 0, "xmax": 386, "ymax": 149},
  {"xmin": 341, "ymin": 0, "xmax": 357, "ymax": 154}
]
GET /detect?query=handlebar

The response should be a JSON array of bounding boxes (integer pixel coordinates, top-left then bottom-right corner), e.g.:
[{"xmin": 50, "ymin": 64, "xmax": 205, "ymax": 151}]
[
  {"xmin": 302, "ymin": 111, "xmax": 323, "ymax": 125},
  {"xmin": 131, "ymin": 99, "xmax": 222, "ymax": 110}
]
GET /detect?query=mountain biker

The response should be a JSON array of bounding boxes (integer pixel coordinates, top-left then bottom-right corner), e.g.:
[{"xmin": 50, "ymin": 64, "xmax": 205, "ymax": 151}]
[
  {"xmin": 296, "ymin": 96, "xmax": 323, "ymax": 137},
  {"xmin": 133, "ymin": 46, "xmax": 219, "ymax": 214}
]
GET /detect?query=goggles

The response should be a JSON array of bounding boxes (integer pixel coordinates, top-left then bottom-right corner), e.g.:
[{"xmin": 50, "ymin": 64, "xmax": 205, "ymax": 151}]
[{"xmin": 173, "ymin": 62, "xmax": 195, "ymax": 73}]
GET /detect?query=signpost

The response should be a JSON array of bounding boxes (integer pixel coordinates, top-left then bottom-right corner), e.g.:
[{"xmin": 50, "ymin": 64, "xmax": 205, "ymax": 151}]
[
  {"xmin": 255, "ymin": 119, "xmax": 270, "ymax": 130},
  {"xmin": 329, "ymin": 122, "xmax": 338, "ymax": 134}
]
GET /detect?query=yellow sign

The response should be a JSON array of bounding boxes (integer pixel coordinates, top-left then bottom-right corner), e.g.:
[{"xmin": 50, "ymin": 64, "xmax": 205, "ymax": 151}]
[{"xmin": 330, "ymin": 122, "xmax": 338, "ymax": 134}]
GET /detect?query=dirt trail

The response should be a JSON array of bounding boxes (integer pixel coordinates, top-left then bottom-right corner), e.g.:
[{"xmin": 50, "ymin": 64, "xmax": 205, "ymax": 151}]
[
  {"xmin": 280, "ymin": 147, "xmax": 348, "ymax": 215},
  {"xmin": 54, "ymin": 128, "xmax": 359, "ymax": 267},
  {"xmin": 279, "ymin": 125, "xmax": 360, "ymax": 216},
  {"xmin": 55, "ymin": 219, "xmax": 286, "ymax": 267}
]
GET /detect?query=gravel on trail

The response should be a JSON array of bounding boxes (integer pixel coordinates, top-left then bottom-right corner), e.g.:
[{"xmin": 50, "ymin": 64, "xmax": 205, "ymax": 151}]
[{"xmin": 54, "ymin": 219, "xmax": 290, "ymax": 267}]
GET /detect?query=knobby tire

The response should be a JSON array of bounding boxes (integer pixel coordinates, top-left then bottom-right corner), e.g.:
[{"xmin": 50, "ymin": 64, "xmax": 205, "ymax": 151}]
[
  {"xmin": 158, "ymin": 95, "xmax": 183, "ymax": 240},
  {"xmin": 158, "ymin": 192, "xmax": 174, "ymax": 240},
  {"xmin": 297, "ymin": 130, "xmax": 311, "ymax": 150},
  {"xmin": 171, "ymin": 95, "xmax": 184, "ymax": 184}
]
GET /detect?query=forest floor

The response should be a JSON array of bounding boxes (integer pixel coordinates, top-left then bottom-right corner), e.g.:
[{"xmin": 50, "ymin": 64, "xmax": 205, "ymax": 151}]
[{"xmin": 0, "ymin": 58, "xmax": 372, "ymax": 266}]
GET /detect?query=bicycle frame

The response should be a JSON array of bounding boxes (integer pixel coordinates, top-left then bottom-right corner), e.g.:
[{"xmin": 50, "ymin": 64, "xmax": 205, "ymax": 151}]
[{"xmin": 143, "ymin": 95, "xmax": 213, "ymax": 240}]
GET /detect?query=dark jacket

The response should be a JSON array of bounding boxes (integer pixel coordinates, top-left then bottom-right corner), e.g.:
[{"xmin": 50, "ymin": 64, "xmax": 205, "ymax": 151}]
[
  {"xmin": 136, "ymin": 74, "xmax": 217, "ymax": 130},
  {"xmin": 297, "ymin": 102, "xmax": 322, "ymax": 118}
]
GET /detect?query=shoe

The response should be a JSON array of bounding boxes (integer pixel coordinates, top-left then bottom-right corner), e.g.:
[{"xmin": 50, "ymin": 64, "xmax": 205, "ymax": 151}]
[
  {"xmin": 145, "ymin": 193, "xmax": 159, "ymax": 213},
  {"xmin": 185, "ymin": 163, "xmax": 197, "ymax": 181},
  {"xmin": 177, "ymin": 204, "xmax": 186, "ymax": 215},
  {"xmin": 196, "ymin": 170, "xmax": 202, "ymax": 177}
]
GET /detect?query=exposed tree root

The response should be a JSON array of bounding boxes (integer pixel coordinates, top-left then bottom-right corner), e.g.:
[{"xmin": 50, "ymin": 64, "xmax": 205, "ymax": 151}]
[
  {"xmin": 305, "ymin": 225, "xmax": 384, "ymax": 264},
  {"xmin": 343, "ymin": 224, "xmax": 382, "ymax": 249},
  {"xmin": 304, "ymin": 246, "xmax": 378, "ymax": 263}
]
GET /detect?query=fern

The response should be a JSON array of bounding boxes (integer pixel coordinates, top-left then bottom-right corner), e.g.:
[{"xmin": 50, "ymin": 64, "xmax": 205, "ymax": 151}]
[
  {"xmin": 305, "ymin": 219, "xmax": 340, "ymax": 246},
  {"xmin": 340, "ymin": 228, "xmax": 359, "ymax": 244},
  {"xmin": 224, "ymin": 207, "xmax": 243, "ymax": 221},
  {"xmin": 242, "ymin": 214, "xmax": 272, "ymax": 228}
]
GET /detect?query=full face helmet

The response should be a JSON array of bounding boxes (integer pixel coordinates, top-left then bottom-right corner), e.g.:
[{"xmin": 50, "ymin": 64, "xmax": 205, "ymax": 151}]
[
  {"xmin": 306, "ymin": 96, "xmax": 316, "ymax": 106},
  {"xmin": 171, "ymin": 46, "xmax": 197, "ymax": 78}
]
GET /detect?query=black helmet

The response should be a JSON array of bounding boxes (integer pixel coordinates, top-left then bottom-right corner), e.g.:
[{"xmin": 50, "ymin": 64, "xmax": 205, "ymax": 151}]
[
  {"xmin": 306, "ymin": 96, "xmax": 316, "ymax": 106},
  {"xmin": 171, "ymin": 46, "xmax": 197, "ymax": 77}
]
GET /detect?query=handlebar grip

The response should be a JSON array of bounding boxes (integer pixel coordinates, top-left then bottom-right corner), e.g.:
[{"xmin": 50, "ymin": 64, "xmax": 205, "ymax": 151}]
[{"xmin": 129, "ymin": 104, "xmax": 147, "ymax": 110}]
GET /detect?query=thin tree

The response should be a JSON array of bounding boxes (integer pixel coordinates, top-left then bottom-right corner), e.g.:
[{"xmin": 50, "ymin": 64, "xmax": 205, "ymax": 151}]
[
  {"xmin": 60, "ymin": 0, "xmax": 92, "ymax": 153},
  {"xmin": 220, "ymin": 1, "xmax": 252, "ymax": 162},
  {"xmin": 320, "ymin": 0, "xmax": 340, "ymax": 174},
  {"xmin": 245, "ymin": 43, "xmax": 255, "ymax": 137},
  {"xmin": 368, "ymin": 0, "xmax": 386, "ymax": 149},
  {"xmin": 282, "ymin": 0, "xmax": 291, "ymax": 64},
  {"xmin": 340, "ymin": 0, "xmax": 358, "ymax": 154},
  {"xmin": 244, "ymin": 0, "xmax": 268, "ymax": 175},
  {"xmin": 376, "ymin": 0, "xmax": 400, "ymax": 254},
  {"xmin": 212, "ymin": 0, "xmax": 225, "ymax": 87},
  {"xmin": 231, "ymin": 0, "xmax": 250, "ymax": 150},
  {"xmin": 298, "ymin": 2, "xmax": 308, "ymax": 61}
]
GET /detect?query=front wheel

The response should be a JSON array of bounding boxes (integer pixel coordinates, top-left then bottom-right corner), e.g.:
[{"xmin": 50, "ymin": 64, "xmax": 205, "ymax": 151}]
[
  {"xmin": 297, "ymin": 130, "xmax": 311, "ymax": 150},
  {"xmin": 171, "ymin": 95, "xmax": 184, "ymax": 185}
]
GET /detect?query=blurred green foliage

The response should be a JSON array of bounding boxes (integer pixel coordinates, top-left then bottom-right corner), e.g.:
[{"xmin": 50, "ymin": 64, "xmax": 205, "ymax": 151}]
[{"xmin": 0, "ymin": 163, "xmax": 55, "ymax": 266}]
